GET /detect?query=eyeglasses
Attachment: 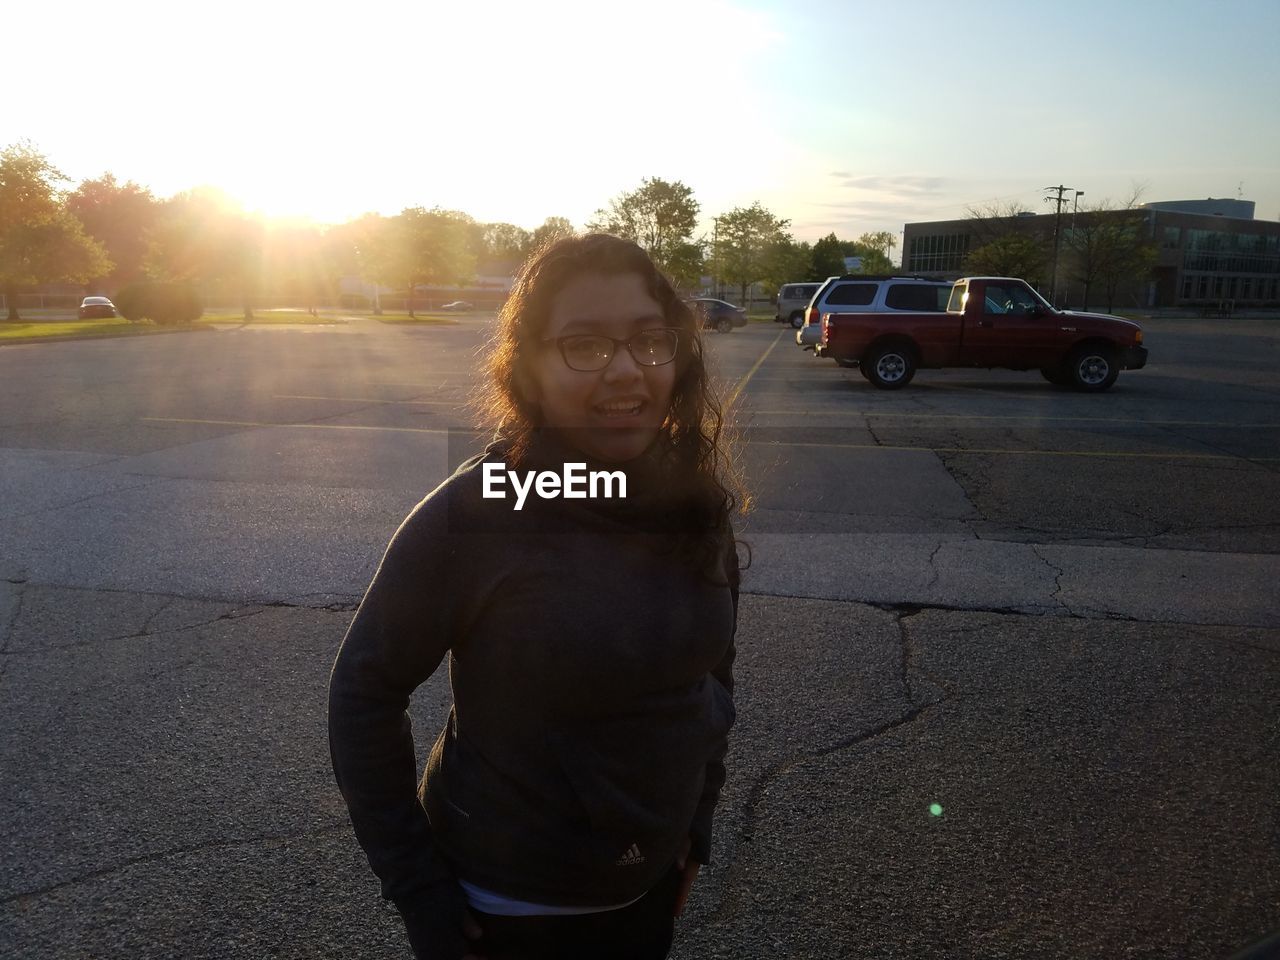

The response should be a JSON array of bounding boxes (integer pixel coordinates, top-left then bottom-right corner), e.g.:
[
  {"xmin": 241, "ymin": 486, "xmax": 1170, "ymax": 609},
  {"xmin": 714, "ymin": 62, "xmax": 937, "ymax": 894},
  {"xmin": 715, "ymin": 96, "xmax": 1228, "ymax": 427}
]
[{"xmin": 543, "ymin": 327, "xmax": 681, "ymax": 372}]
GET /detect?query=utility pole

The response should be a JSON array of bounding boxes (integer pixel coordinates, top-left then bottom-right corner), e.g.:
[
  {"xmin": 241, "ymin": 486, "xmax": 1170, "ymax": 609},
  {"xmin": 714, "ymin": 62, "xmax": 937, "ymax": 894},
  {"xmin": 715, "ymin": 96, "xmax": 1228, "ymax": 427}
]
[{"xmin": 1043, "ymin": 183, "xmax": 1075, "ymax": 305}]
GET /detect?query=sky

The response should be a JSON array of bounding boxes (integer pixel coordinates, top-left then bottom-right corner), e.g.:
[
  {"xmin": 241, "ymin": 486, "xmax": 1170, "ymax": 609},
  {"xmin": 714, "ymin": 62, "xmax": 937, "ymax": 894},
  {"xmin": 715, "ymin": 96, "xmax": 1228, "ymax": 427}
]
[{"xmin": 7, "ymin": 0, "xmax": 1279, "ymax": 256}]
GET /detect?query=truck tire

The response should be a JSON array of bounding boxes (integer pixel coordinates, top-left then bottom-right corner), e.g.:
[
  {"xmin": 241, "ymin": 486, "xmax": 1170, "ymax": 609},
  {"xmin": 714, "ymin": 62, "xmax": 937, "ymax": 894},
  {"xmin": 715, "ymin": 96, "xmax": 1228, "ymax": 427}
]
[
  {"xmin": 1067, "ymin": 344, "xmax": 1119, "ymax": 392},
  {"xmin": 1040, "ymin": 364, "xmax": 1071, "ymax": 386},
  {"xmin": 789, "ymin": 311, "xmax": 804, "ymax": 329},
  {"xmin": 863, "ymin": 343, "xmax": 916, "ymax": 390}
]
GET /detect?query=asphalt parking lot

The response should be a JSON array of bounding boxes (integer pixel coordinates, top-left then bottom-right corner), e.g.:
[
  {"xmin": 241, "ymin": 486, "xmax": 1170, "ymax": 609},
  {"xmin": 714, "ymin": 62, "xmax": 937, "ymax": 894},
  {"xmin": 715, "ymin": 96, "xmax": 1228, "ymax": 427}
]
[{"xmin": 1, "ymin": 315, "xmax": 1278, "ymax": 959}]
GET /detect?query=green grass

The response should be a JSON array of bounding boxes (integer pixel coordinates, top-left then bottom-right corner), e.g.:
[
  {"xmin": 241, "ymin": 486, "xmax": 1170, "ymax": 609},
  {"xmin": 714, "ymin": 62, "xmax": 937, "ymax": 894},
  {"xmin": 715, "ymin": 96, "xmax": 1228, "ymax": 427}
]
[
  {"xmin": 200, "ymin": 309, "xmax": 347, "ymax": 324},
  {"xmin": 373, "ymin": 312, "xmax": 462, "ymax": 324},
  {"xmin": 0, "ymin": 319, "xmax": 159, "ymax": 341}
]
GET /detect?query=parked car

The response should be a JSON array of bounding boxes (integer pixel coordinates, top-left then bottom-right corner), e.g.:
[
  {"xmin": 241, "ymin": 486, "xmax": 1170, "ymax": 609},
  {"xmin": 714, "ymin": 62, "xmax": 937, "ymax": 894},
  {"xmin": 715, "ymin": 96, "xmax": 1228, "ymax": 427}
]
[
  {"xmin": 775, "ymin": 282, "xmax": 822, "ymax": 327},
  {"xmin": 817, "ymin": 276, "xmax": 1147, "ymax": 391},
  {"xmin": 687, "ymin": 298, "xmax": 747, "ymax": 333},
  {"xmin": 440, "ymin": 300, "xmax": 474, "ymax": 312},
  {"xmin": 78, "ymin": 296, "xmax": 117, "ymax": 319}
]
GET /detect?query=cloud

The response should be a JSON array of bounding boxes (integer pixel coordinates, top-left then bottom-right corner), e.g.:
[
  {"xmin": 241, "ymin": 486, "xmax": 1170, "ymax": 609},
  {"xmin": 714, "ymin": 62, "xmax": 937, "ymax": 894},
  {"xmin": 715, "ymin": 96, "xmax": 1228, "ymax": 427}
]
[{"xmin": 832, "ymin": 174, "xmax": 949, "ymax": 194}]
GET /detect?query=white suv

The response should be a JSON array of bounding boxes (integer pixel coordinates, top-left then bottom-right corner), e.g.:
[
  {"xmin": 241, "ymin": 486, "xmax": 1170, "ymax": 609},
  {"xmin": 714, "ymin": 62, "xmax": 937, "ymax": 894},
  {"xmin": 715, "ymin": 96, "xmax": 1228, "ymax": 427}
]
[{"xmin": 801, "ymin": 275, "xmax": 951, "ymax": 350}]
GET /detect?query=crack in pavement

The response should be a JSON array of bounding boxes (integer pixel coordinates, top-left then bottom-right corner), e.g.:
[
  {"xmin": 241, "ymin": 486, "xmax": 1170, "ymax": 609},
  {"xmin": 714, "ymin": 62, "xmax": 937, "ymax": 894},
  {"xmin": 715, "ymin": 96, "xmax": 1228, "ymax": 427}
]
[
  {"xmin": 924, "ymin": 540, "xmax": 944, "ymax": 593},
  {"xmin": 4, "ymin": 475, "xmax": 169, "ymax": 523},
  {"xmin": 1, "ymin": 823, "xmax": 352, "ymax": 906},
  {"xmin": 1030, "ymin": 545, "xmax": 1072, "ymax": 615},
  {"xmin": 3, "ymin": 581, "xmax": 360, "ymax": 615},
  {"xmin": 29, "ymin": 607, "xmax": 276, "ymax": 653},
  {"xmin": 710, "ymin": 695, "xmax": 946, "ymax": 925}
]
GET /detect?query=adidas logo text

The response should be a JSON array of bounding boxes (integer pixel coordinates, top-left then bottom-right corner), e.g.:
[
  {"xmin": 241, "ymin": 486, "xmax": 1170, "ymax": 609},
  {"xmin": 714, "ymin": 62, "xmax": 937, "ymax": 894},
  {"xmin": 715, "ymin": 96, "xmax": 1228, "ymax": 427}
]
[{"xmin": 615, "ymin": 843, "xmax": 646, "ymax": 866}]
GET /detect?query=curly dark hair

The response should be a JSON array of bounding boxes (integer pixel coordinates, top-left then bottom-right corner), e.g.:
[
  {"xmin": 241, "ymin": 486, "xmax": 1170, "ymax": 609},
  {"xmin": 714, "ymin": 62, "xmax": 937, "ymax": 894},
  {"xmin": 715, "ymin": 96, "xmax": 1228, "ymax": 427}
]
[{"xmin": 474, "ymin": 232, "xmax": 748, "ymax": 557}]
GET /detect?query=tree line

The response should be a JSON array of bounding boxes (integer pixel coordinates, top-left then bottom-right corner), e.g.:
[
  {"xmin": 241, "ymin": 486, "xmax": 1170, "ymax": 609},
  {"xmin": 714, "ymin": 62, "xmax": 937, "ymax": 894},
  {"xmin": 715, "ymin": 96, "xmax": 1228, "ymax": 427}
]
[
  {"xmin": 962, "ymin": 191, "xmax": 1158, "ymax": 312},
  {"xmin": 2, "ymin": 141, "xmax": 901, "ymax": 321}
]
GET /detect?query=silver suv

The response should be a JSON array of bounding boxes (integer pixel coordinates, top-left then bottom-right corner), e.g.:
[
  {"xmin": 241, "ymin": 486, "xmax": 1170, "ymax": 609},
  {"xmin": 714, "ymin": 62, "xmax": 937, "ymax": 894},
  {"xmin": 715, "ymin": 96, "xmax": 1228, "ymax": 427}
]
[
  {"xmin": 775, "ymin": 282, "xmax": 822, "ymax": 327},
  {"xmin": 802, "ymin": 275, "xmax": 951, "ymax": 347}
]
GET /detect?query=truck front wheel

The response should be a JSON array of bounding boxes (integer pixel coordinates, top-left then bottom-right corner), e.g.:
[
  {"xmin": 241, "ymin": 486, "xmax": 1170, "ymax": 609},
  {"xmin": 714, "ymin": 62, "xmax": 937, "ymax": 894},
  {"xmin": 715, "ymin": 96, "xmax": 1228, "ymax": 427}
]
[
  {"xmin": 863, "ymin": 343, "xmax": 916, "ymax": 389},
  {"xmin": 1067, "ymin": 344, "xmax": 1119, "ymax": 392}
]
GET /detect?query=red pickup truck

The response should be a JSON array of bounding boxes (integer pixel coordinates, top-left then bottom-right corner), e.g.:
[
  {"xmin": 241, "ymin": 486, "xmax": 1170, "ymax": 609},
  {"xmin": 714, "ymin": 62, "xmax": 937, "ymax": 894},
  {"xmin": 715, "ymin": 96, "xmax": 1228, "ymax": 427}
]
[{"xmin": 814, "ymin": 276, "xmax": 1148, "ymax": 391}]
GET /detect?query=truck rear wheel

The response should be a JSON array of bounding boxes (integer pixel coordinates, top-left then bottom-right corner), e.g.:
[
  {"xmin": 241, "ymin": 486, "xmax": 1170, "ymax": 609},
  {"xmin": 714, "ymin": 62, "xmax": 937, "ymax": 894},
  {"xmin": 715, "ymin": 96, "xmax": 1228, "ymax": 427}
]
[
  {"xmin": 863, "ymin": 343, "xmax": 916, "ymax": 390},
  {"xmin": 1067, "ymin": 344, "xmax": 1119, "ymax": 392}
]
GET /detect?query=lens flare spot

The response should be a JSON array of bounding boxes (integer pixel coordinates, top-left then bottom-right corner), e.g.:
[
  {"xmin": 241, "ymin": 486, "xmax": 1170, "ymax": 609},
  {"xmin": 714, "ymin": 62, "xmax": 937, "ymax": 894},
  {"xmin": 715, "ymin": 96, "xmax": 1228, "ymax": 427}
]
[{"xmin": 929, "ymin": 803, "xmax": 944, "ymax": 817}]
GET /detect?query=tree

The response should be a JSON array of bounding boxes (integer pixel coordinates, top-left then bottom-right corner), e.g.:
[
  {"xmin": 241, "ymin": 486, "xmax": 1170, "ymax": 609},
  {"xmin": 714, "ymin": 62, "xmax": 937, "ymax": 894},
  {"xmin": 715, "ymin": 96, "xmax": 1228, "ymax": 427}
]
[
  {"xmin": 66, "ymin": 174, "xmax": 160, "ymax": 290},
  {"xmin": 766, "ymin": 239, "xmax": 813, "ymax": 287},
  {"xmin": 961, "ymin": 201, "xmax": 1049, "ymax": 286},
  {"xmin": 964, "ymin": 200, "xmax": 1038, "ymax": 246},
  {"xmin": 835, "ymin": 236, "xmax": 895, "ymax": 274},
  {"xmin": 147, "ymin": 188, "xmax": 264, "ymax": 321},
  {"xmin": 262, "ymin": 224, "xmax": 340, "ymax": 315},
  {"xmin": 342, "ymin": 213, "xmax": 396, "ymax": 315},
  {"xmin": 0, "ymin": 143, "xmax": 111, "ymax": 320},
  {"xmin": 481, "ymin": 222, "xmax": 532, "ymax": 262},
  {"xmin": 811, "ymin": 233, "xmax": 846, "ymax": 279},
  {"xmin": 390, "ymin": 207, "xmax": 477, "ymax": 318},
  {"xmin": 1094, "ymin": 215, "xmax": 1157, "ymax": 313},
  {"xmin": 1065, "ymin": 191, "xmax": 1156, "ymax": 311},
  {"xmin": 857, "ymin": 231, "xmax": 898, "ymax": 265},
  {"xmin": 712, "ymin": 202, "xmax": 792, "ymax": 306},
  {"xmin": 529, "ymin": 216, "xmax": 575, "ymax": 253},
  {"xmin": 662, "ymin": 240, "xmax": 706, "ymax": 292},
  {"xmin": 589, "ymin": 177, "xmax": 700, "ymax": 278},
  {"xmin": 963, "ymin": 233, "xmax": 1049, "ymax": 284}
]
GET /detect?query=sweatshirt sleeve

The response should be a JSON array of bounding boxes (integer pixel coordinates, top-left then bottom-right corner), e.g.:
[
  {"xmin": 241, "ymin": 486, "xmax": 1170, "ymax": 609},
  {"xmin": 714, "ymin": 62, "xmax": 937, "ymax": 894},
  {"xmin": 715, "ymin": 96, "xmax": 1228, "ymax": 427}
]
[
  {"xmin": 328, "ymin": 491, "xmax": 464, "ymax": 920},
  {"xmin": 688, "ymin": 535, "xmax": 740, "ymax": 865}
]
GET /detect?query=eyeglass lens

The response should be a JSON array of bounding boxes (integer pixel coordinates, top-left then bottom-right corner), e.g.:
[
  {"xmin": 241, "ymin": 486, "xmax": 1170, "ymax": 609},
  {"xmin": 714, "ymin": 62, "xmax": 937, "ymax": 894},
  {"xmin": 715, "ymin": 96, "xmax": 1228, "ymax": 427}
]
[{"xmin": 560, "ymin": 329, "xmax": 679, "ymax": 371}]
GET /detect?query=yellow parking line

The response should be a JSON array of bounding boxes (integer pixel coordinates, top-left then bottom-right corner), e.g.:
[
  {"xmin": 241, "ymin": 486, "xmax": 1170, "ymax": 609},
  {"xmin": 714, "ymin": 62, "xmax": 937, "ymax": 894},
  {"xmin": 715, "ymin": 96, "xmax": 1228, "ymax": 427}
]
[
  {"xmin": 740, "ymin": 410, "xmax": 1279, "ymax": 428},
  {"xmin": 143, "ymin": 417, "xmax": 454, "ymax": 435},
  {"xmin": 140, "ymin": 419, "xmax": 1280, "ymax": 463},
  {"xmin": 273, "ymin": 394, "xmax": 458, "ymax": 406},
  {"xmin": 766, "ymin": 440, "xmax": 1279, "ymax": 462},
  {"xmin": 727, "ymin": 331, "xmax": 784, "ymax": 409}
]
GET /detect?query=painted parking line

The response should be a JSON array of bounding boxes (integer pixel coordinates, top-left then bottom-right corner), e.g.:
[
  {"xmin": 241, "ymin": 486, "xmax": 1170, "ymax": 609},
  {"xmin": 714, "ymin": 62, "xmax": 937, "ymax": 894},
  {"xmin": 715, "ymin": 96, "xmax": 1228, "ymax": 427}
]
[
  {"xmin": 143, "ymin": 417, "xmax": 456, "ymax": 435},
  {"xmin": 726, "ymin": 331, "xmax": 785, "ymax": 409},
  {"xmin": 273, "ymin": 394, "xmax": 459, "ymax": 406},
  {"xmin": 764, "ymin": 439, "xmax": 1280, "ymax": 463},
  {"xmin": 738, "ymin": 409, "xmax": 1280, "ymax": 428},
  {"xmin": 141, "ymin": 419, "xmax": 1278, "ymax": 462}
]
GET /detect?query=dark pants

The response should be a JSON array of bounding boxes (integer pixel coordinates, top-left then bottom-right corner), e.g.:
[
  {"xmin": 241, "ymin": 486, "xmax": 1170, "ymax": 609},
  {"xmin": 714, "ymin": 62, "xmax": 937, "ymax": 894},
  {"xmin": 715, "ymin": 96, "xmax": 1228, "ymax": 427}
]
[{"xmin": 471, "ymin": 866, "xmax": 681, "ymax": 960}]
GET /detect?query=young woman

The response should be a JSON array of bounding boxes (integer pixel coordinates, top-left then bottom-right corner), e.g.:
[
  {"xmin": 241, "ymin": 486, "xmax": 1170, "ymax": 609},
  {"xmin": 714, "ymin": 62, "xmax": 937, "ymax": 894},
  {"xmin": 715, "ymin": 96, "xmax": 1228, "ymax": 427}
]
[{"xmin": 329, "ymin": 233, "xmax": 744, "ymax": 960}]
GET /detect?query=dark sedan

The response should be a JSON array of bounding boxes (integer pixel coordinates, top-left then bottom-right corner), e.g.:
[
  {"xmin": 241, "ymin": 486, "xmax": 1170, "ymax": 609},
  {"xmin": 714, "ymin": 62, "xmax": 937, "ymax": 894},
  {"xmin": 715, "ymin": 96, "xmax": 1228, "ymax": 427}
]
[
  {"xmin": 687, "ymin": 298, "xmax": 747, "ymax": 333},
  {"xmin": 79, "ymin": 296, "xmax": 117, "ymax": 319}
]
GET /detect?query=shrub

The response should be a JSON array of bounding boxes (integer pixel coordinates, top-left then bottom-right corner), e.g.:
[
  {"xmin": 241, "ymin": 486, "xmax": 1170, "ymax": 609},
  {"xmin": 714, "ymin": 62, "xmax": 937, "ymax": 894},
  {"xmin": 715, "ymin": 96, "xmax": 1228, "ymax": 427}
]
[{"xmin": 112, "ymin": 281, "xmax": 204, "ymax": 325}]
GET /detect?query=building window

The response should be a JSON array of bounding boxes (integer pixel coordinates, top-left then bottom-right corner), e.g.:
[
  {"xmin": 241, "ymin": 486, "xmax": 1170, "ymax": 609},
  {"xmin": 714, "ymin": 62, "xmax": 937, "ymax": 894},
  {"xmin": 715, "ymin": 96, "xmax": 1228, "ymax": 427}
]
[
  {"xmin": 1182, "ymin": 277, "xmax": 1193, "ymax": 299},
  {"xmin": 1163, "ymin": 227, "xmax": 1180, "ymax": 248}
]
